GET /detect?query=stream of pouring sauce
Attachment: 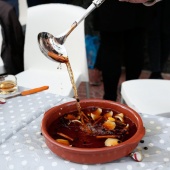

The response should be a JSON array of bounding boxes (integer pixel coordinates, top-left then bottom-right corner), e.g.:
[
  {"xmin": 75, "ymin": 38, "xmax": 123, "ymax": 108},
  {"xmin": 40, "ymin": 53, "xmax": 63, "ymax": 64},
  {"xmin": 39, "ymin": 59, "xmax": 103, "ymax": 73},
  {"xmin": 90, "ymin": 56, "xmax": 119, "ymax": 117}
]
[{"xmin": 48, "ymin": 51, "xmax": 82, "ymax": 115}]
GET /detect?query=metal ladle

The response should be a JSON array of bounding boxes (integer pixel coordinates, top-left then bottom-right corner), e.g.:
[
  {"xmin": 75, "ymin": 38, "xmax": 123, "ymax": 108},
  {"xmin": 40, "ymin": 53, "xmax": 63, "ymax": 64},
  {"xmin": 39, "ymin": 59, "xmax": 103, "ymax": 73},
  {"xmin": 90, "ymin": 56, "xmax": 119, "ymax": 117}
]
[{"xmin": 37, "ymin": 0, "xmax": 105, "ymax": 63}]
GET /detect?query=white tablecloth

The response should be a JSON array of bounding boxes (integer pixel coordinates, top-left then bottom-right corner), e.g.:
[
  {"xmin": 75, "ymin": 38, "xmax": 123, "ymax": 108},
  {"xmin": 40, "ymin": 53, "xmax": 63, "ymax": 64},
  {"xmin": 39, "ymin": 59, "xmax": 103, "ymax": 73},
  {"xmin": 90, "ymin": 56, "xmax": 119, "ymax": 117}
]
[{"xmin": 0, "ymin": 88, "xmax": 170, "ymax": 170}]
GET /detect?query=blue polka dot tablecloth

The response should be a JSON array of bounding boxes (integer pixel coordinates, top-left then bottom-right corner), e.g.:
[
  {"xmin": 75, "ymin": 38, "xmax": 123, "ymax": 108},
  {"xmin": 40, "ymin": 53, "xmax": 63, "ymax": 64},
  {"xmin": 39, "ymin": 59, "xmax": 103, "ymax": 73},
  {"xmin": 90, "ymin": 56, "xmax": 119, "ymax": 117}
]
[
  {"xmin": 0, "ymin": 86, "xmax": 74, "ymax": 144},
  {"xmin": 0, "ymin": 89, "xmax": 170, "ymax": 170}
]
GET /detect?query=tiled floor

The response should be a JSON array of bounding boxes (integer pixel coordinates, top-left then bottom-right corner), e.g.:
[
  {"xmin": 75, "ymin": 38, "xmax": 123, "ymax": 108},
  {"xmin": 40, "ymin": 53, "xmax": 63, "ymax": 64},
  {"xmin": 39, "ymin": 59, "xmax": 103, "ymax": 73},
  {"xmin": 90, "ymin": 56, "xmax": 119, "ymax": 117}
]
[{"xmin": 78, "ymin": 69, "xmax": 170, "ymax": 102}]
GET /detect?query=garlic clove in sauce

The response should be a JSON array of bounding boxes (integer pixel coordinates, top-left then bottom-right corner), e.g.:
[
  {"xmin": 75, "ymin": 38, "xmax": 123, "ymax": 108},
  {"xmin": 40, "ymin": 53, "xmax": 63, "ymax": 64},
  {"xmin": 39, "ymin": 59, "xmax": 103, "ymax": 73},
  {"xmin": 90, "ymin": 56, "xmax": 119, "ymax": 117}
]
[
  {"xmin": 64, "ymin": 114, "xmax": 78, "ymax": 120},
  {"xmin": 107, "ymin": 117, "xmax": 115, "ymax": 122},
  {"xmin": 115, "ymin": 115, "xmax": 124, "ymax": 122},
  {"xmin": 116, "ymin": 113, "xmax": 124, "ymax": 118},
  {"xmin": 104, "ymin": 111, "xmax": 113, "ymax": 119},
  {"xmin": 71, "ymin": 120, "xmax": 82, "ymax": 124},
  {"xmin": 103, "ymin": 119, "xmax": 116, "ymax": 130},
  {"xmin": 105, "ymin": 138, "xmax": 120, "ymax": 147},
  {"xmin": 56, "ymin": 139, "xmax": 70, "ymax": 146},
  {"xmin": 91, "ymin": 108, "xmax": 102, "ymax": 120}
]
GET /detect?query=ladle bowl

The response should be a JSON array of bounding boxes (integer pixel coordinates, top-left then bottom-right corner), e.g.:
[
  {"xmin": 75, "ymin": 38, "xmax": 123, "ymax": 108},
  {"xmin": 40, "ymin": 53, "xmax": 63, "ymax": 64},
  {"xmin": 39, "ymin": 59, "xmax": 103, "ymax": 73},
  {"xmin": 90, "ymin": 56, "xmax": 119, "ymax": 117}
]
[
  {"xmin": 37, "ymin": 0, "xmax": 106, "ymax": 63},
  {"xmin": 38, "ymin": 32, "xmax": 68, "ymax": 63}
]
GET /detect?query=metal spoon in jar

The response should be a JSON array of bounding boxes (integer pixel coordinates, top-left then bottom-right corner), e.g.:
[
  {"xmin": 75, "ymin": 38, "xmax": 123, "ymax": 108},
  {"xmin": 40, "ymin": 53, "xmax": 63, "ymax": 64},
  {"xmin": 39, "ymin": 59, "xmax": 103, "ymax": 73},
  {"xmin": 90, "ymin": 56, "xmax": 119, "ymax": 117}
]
[{"xmin": 37, "ymin": 0, "xmax": 105, "ymax": 63}]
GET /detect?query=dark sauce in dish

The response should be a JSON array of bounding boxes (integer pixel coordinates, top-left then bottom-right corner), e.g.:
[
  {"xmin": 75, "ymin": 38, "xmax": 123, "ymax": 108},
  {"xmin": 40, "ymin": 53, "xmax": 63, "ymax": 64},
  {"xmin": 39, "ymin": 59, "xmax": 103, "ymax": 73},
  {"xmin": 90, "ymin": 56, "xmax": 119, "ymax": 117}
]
[{"xmin": 48, "ymin": 107, "xmax": 137, "ymax": 148}]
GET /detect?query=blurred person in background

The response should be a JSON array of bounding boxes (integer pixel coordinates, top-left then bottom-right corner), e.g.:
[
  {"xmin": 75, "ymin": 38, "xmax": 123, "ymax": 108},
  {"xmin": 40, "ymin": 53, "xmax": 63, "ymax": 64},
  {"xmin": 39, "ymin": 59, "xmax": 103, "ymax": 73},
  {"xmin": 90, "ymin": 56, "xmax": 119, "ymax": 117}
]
[
  {"xmin": 1, "ymin": 0, "xmax": 19, "ymax": 17},
  {"xmin": 92, "ymin": 0, "xmax": 154, "ymax": 101},
  {"xmin": 147, "ymin": 0, "xmax": 170, "ymax": 79},
  {"xmin": 0, "ymin": 0, "xmax": 24, "ymax": 74}
]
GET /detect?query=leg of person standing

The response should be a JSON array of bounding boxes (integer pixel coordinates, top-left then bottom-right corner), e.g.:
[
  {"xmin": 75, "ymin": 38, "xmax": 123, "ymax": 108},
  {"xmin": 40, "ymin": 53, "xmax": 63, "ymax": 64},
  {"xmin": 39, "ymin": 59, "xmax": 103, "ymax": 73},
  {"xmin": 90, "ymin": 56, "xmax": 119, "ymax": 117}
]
[
  {"xmin": 160, "ymin": 0, "xmax": 170, "ymax": 71},
  {"xmin": 90, "ymin": 46, "xmax": 103, "ymax": 86},
  {"xmin": 100, "ymin": 31, "xmax": 123, "ymax": 101},
  {"xmin": 148, "ymin": 0, "xmax": 170, "ymax": 78},
  {"xmin": 124, "ymin": 28, "xmax": 146, "ymax": 80},
  {"xmin": 148, "ymin": 4, "xmax": 162, "ymax": 79},
  {"xmin": 3, "ymin": 0, "xmax": 19, "ymax": 17}
]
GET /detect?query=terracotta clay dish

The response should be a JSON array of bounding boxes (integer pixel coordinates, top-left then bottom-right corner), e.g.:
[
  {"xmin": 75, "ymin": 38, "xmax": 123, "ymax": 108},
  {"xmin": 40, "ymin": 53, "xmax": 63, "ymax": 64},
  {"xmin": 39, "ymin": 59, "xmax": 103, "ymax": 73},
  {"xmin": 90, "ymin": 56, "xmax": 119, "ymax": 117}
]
[{"xmin": 41, "ymin": 99, "xmax": 145, "ymax": 164}]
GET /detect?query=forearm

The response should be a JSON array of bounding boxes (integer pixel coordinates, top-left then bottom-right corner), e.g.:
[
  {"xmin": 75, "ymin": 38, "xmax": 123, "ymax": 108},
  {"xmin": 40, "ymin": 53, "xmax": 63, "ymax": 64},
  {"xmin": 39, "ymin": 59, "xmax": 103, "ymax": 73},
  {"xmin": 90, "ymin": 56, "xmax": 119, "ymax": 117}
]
[
  {"xmin": 143, "ymin": 0, "xmax": 161, "ymax": 6},
  {"xmin": 119, "ymin": 0, "xmax": 161, "ymax": 6}
]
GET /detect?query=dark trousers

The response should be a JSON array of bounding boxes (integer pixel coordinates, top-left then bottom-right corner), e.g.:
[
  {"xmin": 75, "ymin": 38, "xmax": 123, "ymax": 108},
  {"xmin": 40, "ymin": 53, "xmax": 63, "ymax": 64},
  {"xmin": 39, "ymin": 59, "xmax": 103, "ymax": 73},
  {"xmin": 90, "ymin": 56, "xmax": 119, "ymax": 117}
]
[
  {"xmin": 3, "ymin": 0, "xmax": 19, "ymax": 17},
  {"xmin": 95, "ymin": 28, "xmax": 146, "ymax": 101},
  {"xmin": 148, "ymin": 0, "xmax": 170, "ymax": 73}
]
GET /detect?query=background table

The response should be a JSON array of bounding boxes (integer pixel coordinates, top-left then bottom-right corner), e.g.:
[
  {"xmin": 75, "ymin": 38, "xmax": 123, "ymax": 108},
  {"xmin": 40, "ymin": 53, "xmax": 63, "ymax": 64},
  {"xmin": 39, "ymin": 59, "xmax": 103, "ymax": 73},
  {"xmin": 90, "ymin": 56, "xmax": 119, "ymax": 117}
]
[{"xmin": 0, "ymin": 88, "xmax": 170, "ymax": 170}]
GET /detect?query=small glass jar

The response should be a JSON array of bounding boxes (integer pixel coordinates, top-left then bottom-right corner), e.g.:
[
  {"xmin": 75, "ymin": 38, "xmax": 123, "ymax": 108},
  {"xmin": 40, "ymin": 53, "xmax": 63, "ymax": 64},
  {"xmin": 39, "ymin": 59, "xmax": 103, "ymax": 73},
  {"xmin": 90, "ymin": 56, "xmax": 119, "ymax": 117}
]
[{"xmin": 0, "ymin": 75, "xmax": 18, "ymax": 95}]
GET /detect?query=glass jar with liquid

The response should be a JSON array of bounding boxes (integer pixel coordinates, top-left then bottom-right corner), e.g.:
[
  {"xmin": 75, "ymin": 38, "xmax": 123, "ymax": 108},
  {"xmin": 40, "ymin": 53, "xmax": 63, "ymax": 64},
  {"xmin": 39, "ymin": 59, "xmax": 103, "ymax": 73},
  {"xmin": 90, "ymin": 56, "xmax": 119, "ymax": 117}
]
[{"xmin": 0, "ymin": 75, "xmax": 18, "ymax": 94}]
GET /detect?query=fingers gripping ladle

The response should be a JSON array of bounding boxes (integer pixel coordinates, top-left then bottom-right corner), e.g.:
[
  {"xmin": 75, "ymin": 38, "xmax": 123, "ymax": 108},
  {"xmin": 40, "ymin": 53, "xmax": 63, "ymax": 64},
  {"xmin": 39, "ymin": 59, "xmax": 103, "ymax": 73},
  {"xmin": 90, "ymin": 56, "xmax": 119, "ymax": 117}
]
[{"xmin": 37, "ymin": 0, "xmax": 105, "ymax": 63}]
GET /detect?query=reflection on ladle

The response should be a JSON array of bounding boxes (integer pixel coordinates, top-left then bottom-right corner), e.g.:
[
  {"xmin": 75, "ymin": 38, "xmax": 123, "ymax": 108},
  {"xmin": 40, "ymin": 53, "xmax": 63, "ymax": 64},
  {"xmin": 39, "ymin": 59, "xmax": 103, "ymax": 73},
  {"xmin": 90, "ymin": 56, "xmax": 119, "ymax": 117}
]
[
  {"xmin": 37, "ymin": 0, "xmax": 105, "ymax": 63},
  {"xmin": 38, "ymin": 32, "xmax": 68, "ymax": 63}
]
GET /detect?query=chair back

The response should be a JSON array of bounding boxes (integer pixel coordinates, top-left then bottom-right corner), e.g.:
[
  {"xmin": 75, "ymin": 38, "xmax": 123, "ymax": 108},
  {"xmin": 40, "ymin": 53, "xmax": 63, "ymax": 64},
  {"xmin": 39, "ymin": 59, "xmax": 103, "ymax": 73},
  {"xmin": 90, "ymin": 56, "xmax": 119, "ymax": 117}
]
[
  {"xmin": 24, "ymin": 3, "xmax": 89, "ymax": 82},
  {"xmin": 121, "ymin": 79, "xmax": 170, "ymax": 117}
]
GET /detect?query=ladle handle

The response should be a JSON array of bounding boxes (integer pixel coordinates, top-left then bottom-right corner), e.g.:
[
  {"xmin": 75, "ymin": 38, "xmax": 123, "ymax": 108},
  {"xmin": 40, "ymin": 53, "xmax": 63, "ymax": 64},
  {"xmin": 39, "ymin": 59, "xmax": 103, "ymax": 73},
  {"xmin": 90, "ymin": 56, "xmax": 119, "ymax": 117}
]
[
  {"xmin": 76, "ymin": 0, "xmax": 105, "ymax": 25},
  {"xmin": 57, "ymin": 0, "xmax": 106, "ymax": 45},
  {"xmin": 65, "ymin": 0, "xmax": 105, "ymax": 38}
]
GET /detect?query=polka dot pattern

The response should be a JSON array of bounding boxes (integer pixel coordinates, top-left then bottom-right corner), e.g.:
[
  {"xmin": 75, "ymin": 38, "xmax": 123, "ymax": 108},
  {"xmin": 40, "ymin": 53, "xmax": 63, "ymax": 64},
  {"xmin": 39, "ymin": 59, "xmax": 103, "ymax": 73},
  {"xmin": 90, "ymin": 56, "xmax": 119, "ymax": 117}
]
[
  {"xmin": 0, "ymin": 88, "xmax": 73, "ymax": 145},
  {"xmin": 0, "ymin": 88, "xmax": 170, "ymax": 169}
]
